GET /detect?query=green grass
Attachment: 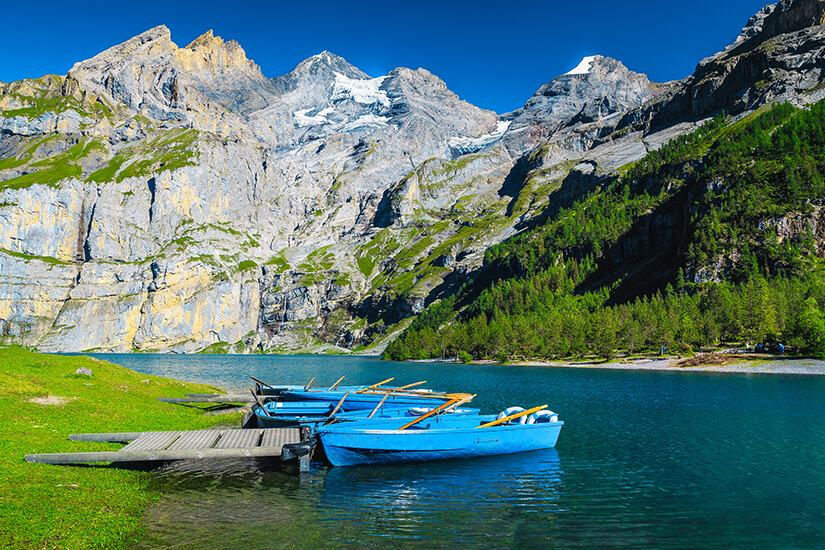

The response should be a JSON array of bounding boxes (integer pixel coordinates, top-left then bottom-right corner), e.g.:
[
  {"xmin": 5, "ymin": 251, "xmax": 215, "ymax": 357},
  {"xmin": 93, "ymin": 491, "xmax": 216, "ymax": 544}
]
[
  {"xmin": 86, "ymin": 129, "xmax": 199, "ymax": 184},
  {"xmin": 356, "ymin": 253, "xmax": 377, "ymax": 278},
  {"xmin": 0, "ymin": 346, "xmax": 237, "ymax": 549},
  {"xmin": 197, "ymin": 341, "xmax": 230, "ymax": 354},
  {"xmin": 0, "ymin": 246, "xmax": 71, "ymax": 265},
  {"xmin": 0, "ymin": 138, "xmax": 109, "ymax": 190},
  {"xmin": 0, "ymin": 156, "xmax": 30, "ymax": 171},
  {"xmin": 1, "ymin": 77, "xmax": 116, "ymax": 122},
  {"xmin": 264, "ymin": 255, "xmax": 291, "ymax": 274},
  {"xmin": 236, "ymin": 260, "xmax": 257, "ymax": 273}
]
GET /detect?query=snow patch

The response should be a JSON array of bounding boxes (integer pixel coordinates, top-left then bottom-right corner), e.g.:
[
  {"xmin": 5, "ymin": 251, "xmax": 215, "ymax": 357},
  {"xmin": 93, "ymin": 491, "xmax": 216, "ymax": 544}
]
[
  {"xmin": 567, "ymin": 56, "xmax": 597, "ymax": 75},
  {"xmin": 294, "ymin": 108, "xmax": 332, "ymax": 127},
  {"xmin": 448, "ymin": 121, "xmax": 511, "ymax": 155},
  {"xmin": 293, "ymin": 108, "xmax": 389, "ymax": 131},
  {"xmin": 343, "ymin": 114, "xmax": 390, "ymax": 131},
  {"xmin": 331, "ymin": 72, "xmax": 390, "ymax": 106}
]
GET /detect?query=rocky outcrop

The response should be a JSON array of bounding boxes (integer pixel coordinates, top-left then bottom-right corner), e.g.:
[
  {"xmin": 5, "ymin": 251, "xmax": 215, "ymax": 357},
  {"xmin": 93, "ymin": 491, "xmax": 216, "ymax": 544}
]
[
  {"xmin": 761, "ymin": 0, "xmax": 825, "ymax": 41},
  {"xmin": 628, "ymin": 0, "xmax": 825, "ymax": 131},
  {"xmin": 68, "ymin": 25, "xmax": 277, "ymax": 139}
]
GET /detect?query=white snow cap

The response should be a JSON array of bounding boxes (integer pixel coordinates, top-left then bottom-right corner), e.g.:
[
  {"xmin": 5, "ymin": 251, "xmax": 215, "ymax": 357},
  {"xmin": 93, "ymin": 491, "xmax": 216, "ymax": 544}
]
[
  {"xmin": 331, "ymin": 72, "xmax": 390, "ymax": 106},
  {"xmin": 566, "ymin": 56, "xmax": 597, "ymax": 75}
]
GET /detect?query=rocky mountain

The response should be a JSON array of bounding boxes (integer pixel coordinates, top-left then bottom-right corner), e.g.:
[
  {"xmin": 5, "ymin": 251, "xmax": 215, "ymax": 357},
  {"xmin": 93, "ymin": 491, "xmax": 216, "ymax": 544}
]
[{"xmin": 3, "ymin": 0, "xmax": 825, "ymax": 354}]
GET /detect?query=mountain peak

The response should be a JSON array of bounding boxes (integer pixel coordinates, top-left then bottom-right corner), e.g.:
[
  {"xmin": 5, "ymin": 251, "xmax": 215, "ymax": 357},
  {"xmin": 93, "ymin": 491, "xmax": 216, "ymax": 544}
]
[
  {"xmin": 185, "ymin": 29, "xmax": 223, "ymax": 49},
  {"xmin": 295, "ymin": 51, "xmax": 369, "ymax": 78},
  {"xmin": 560, "ymin": 55, "xmax": 633, "ymax": 80},
  {"xmin": 69, "ymin": 25, "xmax": 176, "ymax": 76},
  {"xmin": 175, "ymin": 28, "xmax": 254, "ymax": 74},
  {"xmin": 566, "ymin": 56, "xmax": 599, "ymax": 75},
  {"xmin": 271, "ymin": 51, "xmax": 370, "ymax": 96}
]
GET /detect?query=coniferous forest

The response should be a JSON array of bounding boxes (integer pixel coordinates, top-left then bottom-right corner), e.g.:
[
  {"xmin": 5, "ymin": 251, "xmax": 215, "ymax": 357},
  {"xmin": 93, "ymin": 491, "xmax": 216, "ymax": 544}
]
[{"xmin": 385, "ymin": 101, "xmax": 825, "ymax": 361}]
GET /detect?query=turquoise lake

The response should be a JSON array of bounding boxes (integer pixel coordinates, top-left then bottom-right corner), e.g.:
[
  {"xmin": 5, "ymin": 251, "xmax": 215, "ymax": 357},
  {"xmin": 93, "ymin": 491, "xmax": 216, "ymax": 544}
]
[{"xmin": 96, "ymin": 354, "xmax": 825, "ymax": 549}]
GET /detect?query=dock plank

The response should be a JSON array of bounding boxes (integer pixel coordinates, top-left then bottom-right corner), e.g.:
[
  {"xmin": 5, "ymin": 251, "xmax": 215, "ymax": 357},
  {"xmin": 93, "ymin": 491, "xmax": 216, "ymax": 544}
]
[
  {"xmin": 26, "ymin": 447, "xmax": 294, "ymax": 464},
  {"xmin": 261, "ymin": 428, "xmax": 300, "ymax": 448},
  {"xmin": 121, "ymin": 431, "xmax": 180, "ymax": 452},
  {"xmin": 167, "ymin": 430, "xmax": 222, "ymax": 450},
  {"xmin": 70, "ymin": 432, "xmax": 145, "ymax": 443},
  {"xmin": 25, "ymin": 427, "xmax": 309, "ymax": 471},
  {"xmin": 215, "ymin": 429, "xmax": 262, "ymax": 449},
  {"xmin": 158, "ymin": 395, "xmax": 254, "ymax": 403}
]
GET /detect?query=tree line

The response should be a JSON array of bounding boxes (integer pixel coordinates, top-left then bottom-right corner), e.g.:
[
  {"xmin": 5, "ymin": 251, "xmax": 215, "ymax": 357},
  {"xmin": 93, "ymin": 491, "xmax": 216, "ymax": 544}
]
[{"xmin": 385, "ymin": 100, "xmax": 825, "ymax": 361}]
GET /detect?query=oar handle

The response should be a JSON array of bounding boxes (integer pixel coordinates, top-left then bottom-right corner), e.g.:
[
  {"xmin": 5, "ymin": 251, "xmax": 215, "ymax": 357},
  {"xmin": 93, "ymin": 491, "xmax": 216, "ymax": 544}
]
[
  {"xmin": 396, "ymin": 380, "xmax": 427, "ymax": 390},
  {"xmin": 367, "ymin": 392, "xmax": 391, "ymax": 418},
  {"xmin": 397, "ymin": 398, "xmax": 461, "ymax": 431},
  {"xmin": 476, "ymin": 405, "xmax": 548, "ymax": 429},
  {"xmin": 250, "ymin": 376, "xmax": 271, "ymax": 389},
  {"xmin": 304, "ymin": 377, "xmax": 316, "ymax": 390},
  {"xmin": 442, "ymin": 394, "xmax": 476, "ymax": 413},
  {"xmin": 355, "ymin": 377, "xmax": 395, "ymax": 393},
  {"xmin": 250, "ymin": 389, "xmax": 274, "ymax": 418},
  {"xmin": 329, "ymin": 376, "xmax": 346, "ymax": 390},
  {"xmin": 325, "ymin": 391, "xmax": 350, "ymax": 421}
]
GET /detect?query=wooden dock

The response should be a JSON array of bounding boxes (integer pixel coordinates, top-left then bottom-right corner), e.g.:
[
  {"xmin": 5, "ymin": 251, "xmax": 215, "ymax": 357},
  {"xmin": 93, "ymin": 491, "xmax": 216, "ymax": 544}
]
[
  {"xmin": 25, "ymin": 427, "xmax": 314, "ymax": 472},
  {"xmin": 157, "ymin": 394, "xmax": 256, "ymax": 404}
]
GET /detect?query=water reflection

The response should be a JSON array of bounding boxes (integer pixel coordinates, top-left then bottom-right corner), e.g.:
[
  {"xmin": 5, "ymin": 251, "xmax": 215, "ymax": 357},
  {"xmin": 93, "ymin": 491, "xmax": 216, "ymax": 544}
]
[
  {"xmin": 307, "ymin": 450, "xmax": 562, "ymax": 548},
  {"xmin": 128, "ymin": 451, "xmax": 565, "ymax": 550}
]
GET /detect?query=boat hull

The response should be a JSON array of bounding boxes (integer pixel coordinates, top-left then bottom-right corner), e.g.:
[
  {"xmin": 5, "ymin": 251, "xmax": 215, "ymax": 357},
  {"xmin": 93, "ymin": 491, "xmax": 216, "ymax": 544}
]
[
  {"xmin": 252, "ymin": 403, "xmax": 479, "ymax": 430},
  {"xmin": 279, "ymin": 390, "xmax": 452, "ymax": 410},
  {"xmin": 317, "ymin": 418, "xmax": 564, "ymax": 466}
]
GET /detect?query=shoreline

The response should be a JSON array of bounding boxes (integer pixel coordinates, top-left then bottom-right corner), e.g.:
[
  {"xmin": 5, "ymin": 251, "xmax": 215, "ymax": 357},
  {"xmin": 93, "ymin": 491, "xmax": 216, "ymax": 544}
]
[{"xmin": 509, "ymin": 355, "xmax": 825, "ymax": 376}]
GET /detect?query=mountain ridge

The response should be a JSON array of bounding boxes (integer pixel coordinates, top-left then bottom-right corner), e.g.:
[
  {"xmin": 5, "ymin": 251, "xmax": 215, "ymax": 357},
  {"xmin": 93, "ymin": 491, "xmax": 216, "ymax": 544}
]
[{"xmin": 3, "ymin": 0, "xmax": 825, "ymax": 354}]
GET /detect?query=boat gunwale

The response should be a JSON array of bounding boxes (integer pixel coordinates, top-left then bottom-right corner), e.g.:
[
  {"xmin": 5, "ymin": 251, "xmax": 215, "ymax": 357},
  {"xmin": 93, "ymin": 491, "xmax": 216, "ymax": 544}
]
[{"xmin": 317, "ymin": 420, "xmax": 565, "ymax": 436}]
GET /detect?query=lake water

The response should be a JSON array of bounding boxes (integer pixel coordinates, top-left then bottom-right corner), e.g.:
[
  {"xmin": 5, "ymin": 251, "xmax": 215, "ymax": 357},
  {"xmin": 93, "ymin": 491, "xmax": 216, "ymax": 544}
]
[{"xmin": 95, "ymin": 354, "xmax": 825, "ymax": 549}]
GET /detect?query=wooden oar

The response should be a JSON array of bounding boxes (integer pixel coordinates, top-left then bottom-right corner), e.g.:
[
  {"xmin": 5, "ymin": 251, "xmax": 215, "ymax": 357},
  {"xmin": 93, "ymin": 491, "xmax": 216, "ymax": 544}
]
[
  {"xmin": 361, "ymin": 391, "xmax": 472, "ymax": 401},
  {"xmin": 355, "ymin": 378, "xmax": 395, "ymax": 393},
  {"xmin": 304, "ymin": 377, "xmax": 316, "ymax": 391},
  {"xmin": 249, "ymin": 389, "xmax": 274, "ymax": 418},
  {"xmin": 329, "ymin": 376, "xmax": 346, "ymax": 390},
  {"xmin": 372, "ymin": 381, "xmax": 427, "ymax": 392},
  {"xmin": 250, "ymin": 376, "xmax": 273, "ymax": 389},
  {"xmin": 366, "ymin": 393, "xmax": 391, "ymax": 418},
  {"xmin": 321, "ymin": 391, "xmax": 351, "ymax": 426},
  {"xmin": 327, "ymin": 391, "xmax": 350, "ymax": 417},
  {"xmin": 476, "ymin": 405, "xmax": 548, "ymax": 429},
  {"xmin": 397, "ymin": 398, "xmax": 462, "ymax": 431},
  {"xmin": 441, "ymin": 394, "xmax": 477, "ymax": 413}
]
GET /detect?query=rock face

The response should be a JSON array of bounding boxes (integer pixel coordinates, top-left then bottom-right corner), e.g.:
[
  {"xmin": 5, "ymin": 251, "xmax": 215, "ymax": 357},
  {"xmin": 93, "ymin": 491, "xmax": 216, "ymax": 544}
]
[
  {"xmin": 630, "ymin": 0, "xmax": 825, "ymax": 131},
  {"xmin": 3, "ymin": 1, "xmax": 825, "ymax": 353},
  {"xmin": 761, "ymin": 0, "xmax": 825, "ymax": 40},
  {"xmin": 502, "ymin": 55, "xmax": 660, "ymax": 155}
]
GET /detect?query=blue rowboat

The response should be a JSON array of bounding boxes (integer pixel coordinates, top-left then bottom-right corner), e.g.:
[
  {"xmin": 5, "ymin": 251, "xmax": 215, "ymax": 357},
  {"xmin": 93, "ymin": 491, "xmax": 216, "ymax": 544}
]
[
  {"xmin": 316, "ymin": 408, "xmax": 563, "ymax": 466},
  {"xmin": 335, "ymin": 406, "xmax": 480, "ymax": 422},
  {"xmin": 251, "ymin": 402, "xmax": 480, "ymax": 430},
  {"xmin": 260, "ymin": 401, "xmax": 335, "ymax": 415},
  {"xmin": 253, "ymin": 381, "xmax": 367, "ymax": 397},
  {"xmin": 253, "ymin": 383, "xmax": 307, "ymax": 396},
  {"xmin": 279, "ymin": 389, "xmax": 462, "ymax": 411}
]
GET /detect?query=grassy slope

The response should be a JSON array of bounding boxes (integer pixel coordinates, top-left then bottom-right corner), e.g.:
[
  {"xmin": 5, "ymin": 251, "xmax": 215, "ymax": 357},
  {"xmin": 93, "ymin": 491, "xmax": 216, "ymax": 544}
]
[{"xmin": 0, "ymin": 346, "xmax": 238, "ymax": 549}]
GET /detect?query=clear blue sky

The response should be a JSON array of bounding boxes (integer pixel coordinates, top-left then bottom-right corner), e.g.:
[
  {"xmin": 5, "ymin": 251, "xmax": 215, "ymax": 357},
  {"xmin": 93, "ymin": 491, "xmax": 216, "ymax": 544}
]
[{"xmin": 2, "ymin": 0, "xmax": 771, "ymax": 114}]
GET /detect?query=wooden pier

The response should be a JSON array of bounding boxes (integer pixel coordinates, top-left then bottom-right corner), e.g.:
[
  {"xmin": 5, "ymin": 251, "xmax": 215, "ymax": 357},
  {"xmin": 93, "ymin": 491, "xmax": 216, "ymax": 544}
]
[{"xmin": 25, "ymin": 427, "xmax": 314, "ymax": 472}]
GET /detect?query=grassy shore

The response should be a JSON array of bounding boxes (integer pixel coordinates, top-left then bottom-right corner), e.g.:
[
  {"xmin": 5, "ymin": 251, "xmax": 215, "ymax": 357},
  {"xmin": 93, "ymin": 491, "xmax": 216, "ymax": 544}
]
[{"xmin": 0, "ymin": 346, "xmax": 239, "ymax": 549}]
